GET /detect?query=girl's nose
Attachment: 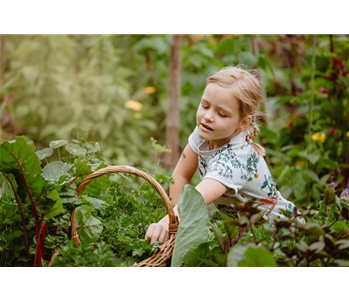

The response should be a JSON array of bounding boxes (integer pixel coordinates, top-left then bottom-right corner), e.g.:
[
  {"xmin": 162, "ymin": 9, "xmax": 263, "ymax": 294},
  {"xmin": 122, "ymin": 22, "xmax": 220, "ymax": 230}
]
[{"xmin": 204, "ymin": 112, "xmax": 214, "ymax": 122}]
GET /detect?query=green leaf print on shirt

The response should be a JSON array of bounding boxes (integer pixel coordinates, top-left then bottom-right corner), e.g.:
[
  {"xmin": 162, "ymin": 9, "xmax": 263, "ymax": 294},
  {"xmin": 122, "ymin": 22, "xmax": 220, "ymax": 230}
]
[
  {"xmin": 260, "ymin": 175, "xmax": 276, "ymax": 199},
  {"xmin": 207, "ymin": 145, "xmax": 245, "ymax": 179},
  {"xmin": 285, "ymin": 202, "xmax": 294, "ymax": 212},
  {"xmin": 245, "ymin": 152, "xmax": 259, "ymax": 182},
  {"xmin": 200, "ymin": 144, "xmax": 260, "ymax": 183}
]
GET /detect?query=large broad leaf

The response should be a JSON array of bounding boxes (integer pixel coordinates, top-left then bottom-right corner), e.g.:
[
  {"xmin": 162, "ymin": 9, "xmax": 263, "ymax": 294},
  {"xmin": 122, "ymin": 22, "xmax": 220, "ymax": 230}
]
[
  {"xmin": 75, "ymin": 205, "xmax": 103, "ymax": 243},
  {"xmin": 0, "ymin": 136, "xmax": 45, "ymax": 201},
  {"xmin": 42, "ymin": 161, "xmax": 73, "ymax": 184},
  {"xmin": 45, "ymin": 189, "xmax": 63, "ymax": 220},
  {"xmin": 227, "ymin": 243, "xmax": 277, "ymax": 267},
  {"xmin": 171, "ymin": 185, "xmax": 210, "ymax": 267}
]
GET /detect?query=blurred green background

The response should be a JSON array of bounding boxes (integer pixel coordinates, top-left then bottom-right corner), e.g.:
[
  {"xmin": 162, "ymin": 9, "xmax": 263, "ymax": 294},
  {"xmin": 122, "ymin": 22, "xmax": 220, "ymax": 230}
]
[{"xmin": 1, "ymin": 34, "xmax": 348, "ymax": 205}]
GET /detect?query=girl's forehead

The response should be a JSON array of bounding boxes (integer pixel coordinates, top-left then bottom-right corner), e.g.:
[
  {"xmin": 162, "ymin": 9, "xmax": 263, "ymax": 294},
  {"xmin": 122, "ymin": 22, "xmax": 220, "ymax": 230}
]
[{"xmin": 202, "ymin": 84, "xmax": 238, "ymax": 108}]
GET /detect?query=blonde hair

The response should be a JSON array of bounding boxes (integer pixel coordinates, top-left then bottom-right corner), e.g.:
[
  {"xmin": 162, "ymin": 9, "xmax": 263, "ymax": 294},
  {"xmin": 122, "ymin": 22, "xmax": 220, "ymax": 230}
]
[{"xmin": 207, "ymin": 66, "xmax": 267, "ymax": 156}]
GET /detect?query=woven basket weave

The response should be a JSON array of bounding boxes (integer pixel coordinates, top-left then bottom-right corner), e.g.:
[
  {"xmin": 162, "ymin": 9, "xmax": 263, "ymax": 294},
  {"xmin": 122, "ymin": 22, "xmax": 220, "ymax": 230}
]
[{"xmin": 71, "ymin": 165, "xmax": 179, "ymax": 267}]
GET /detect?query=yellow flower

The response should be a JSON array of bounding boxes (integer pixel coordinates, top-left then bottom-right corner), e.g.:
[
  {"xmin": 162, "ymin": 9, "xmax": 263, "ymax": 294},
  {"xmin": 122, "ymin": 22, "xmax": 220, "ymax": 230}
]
[
  {"xmin": 295, "ymin": 161, "xmax": 305, "ymax": 168},
  {"xmin": 125, "ymin": 100, "xmax": 142, "ymax": 111},
  {"xmin": 145, "ymin": 86, "xmax": 156, "ymax": 94},
  {"xmin": 347, "ymin": 131, "xmax": 349, "ymax": 137},
  {"xmin": 312, "ymin": 132, "xmax": 320, "ymax": 141},
  {"xmin": 133, "ymin": 112, "xmax": 143, "ymax": 119},
  {"xmin": 339, "ymin": 141, "xmax": 343, "ymax": 146},
  {"xmin": 343, "ymin": 99, "xmax": 348, "ymax": 107},
  {"xmin": 312, "ymin": 132, "xmax": 326, "ymax": 143}
]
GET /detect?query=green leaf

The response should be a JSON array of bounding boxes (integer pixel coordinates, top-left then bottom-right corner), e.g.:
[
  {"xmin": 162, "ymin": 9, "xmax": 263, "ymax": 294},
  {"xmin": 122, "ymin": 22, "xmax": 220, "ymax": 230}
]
[
  {"xmin": 75, "ymin": 205, "xmax": 103, "ymax": 243},
  {"xmin": 65, "ymin": 143, "xmax": 87, "ymax": 156},
  {"xmin": 227, "ymin": 244, "xmax": 277, "ymax": 267},
  {"xmin": 36, "ymin": 148, "xmax": 53, "ymax": 160},
  {"xmin": 70, "ymin": 127, "xmax": 88, "ymax": 140},
  {"xmin": 83, "ymin": 196, "xmax": 105, "ymax": 209},
  {"xmin": 171, "ymin": 185, "xmax": 210, "ymax": 267},
  {"xmin": 183, "ymin": 241, "xmax": 220, "ymax": 267},
  {"xmin": 45, "ymin": 189, "xmax": 63, "ymax": 220},
  {"xmin": 200, "ymin": 259, "xmax": 219, "ymax": 267},
  {"xmin": 320, "ymin": 174, "xmax": 331, "ymax": 185},
  {"xmin": 0, "ymin": 173, "xmax": 18, "ymax": 202},
  {"xmin": 83, "ymin": 142, "xmax": 99, "ymax": 154},
  {"xmin": 324, "ymin": 188, "xmax": 336, "ymax": 205},
  {"xmin": 302, "ymin": 169, "xmax": 320, "ymax": 183},
  {"xmin": 42, "ymin": 161, "xmax": 73, "ymax": 184},
  {"xmin": 257, "ymin": 54, "xmax": 275, "ymax": 76},
  {"xmin": 292, "ymin": 172, "xmax": 306, "ymax": 199},
  {"xmin": 0, "ymin": 136, "xmax": 45, "ymax": 201},
  {"xmin": 298, "ymin": 151, "xmax": 320, "ymax": 165},
  {"xmin": 210, "ymin": 222, "xmax": 225, "ymax": 252},
  {"xmin": 49, "ymin": 140, "xmax": 68, "ymax": 149},
  {"xmin": 132, "ymin": 248, "xmax": 144, "ymax": 257},
  {"xmin": 238, "ymin": 52, "xmax": 258, "ymax": 68},
  {"xmin": 74, "ymin": 159, "xmax": 92, "ymax": 177}
]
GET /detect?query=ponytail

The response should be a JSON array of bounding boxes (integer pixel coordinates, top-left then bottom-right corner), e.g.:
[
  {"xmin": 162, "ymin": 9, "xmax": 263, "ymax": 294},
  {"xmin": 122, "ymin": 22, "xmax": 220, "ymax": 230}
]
[{"xmin": 248, "ymin": 121, "xmax": 266, "ymax": 157}]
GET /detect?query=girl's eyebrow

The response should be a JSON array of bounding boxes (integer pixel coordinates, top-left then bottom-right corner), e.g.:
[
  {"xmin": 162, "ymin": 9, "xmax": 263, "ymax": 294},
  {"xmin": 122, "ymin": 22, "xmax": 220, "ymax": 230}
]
[{"xmin": 201, "ymin": 98, "xmax": 232, "ymax": 114}]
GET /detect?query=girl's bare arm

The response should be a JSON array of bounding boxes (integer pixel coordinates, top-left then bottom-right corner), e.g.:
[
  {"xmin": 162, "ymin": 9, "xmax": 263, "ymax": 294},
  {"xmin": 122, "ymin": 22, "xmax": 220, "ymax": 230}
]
[
  {"xmin": 145, "ymin": 144, "xmax": 228, "ymax": 244},
  {"xmin": 169, "ymin": 144, "xmax": 198, "ymax": 206}
]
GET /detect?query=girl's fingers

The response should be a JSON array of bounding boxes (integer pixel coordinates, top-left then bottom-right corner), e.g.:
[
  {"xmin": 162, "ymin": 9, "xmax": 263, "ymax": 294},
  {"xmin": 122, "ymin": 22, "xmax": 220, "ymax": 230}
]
[
  {"xmin": 145, "ymin": 223, "xmax": 156, "ymax": 240},
  {"xmin": 151, "ymin": 225, "xmax": 162, "ymax": 244},
  {"xmin": 145, "ymin": 223, "xmax": 168, "ymax": 244},
  {"xmin": 159, "ymin": 227, "xmax": 168, "ymax": 244}
]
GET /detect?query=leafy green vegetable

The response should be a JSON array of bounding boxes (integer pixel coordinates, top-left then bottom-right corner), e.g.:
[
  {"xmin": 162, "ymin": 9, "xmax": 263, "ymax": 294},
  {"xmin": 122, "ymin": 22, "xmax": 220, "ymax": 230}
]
[{"xmin": 171, "ymin": 185, "xmax": 210, "ymax": 267}]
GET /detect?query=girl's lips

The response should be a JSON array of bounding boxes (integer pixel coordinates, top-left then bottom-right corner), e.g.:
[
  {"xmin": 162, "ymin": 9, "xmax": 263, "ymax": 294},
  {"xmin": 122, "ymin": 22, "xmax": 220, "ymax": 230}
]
[{"xmin": 200, "ymin": 123, "xmax": 213, "ymax": 132}]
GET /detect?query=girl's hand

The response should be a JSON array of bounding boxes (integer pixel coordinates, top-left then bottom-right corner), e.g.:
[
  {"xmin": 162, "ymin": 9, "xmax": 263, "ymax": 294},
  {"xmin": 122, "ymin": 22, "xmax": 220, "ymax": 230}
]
[{"xmin": 145, "ymin": 222, "xmax": 169, "ymax": 244}]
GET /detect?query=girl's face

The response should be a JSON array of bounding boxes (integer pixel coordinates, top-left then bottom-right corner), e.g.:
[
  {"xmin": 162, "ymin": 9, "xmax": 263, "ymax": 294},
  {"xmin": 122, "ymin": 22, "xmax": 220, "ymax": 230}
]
[{"xmin": 196, "ymin": 83, "xmax": 243, "ymax": 149}]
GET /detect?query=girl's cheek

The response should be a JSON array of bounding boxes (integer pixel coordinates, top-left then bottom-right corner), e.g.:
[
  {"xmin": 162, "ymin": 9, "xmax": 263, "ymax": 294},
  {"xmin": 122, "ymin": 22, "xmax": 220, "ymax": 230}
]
[{"xmin": 196, "ymin": 107, "xmax": 202, "ymax": 118}]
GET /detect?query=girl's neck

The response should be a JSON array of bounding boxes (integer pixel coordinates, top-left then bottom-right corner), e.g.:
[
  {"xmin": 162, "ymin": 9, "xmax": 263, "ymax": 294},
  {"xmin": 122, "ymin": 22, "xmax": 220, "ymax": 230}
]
[{"xmin": 208, "ymin": 129, "xmax": 242, "ymax": 150}]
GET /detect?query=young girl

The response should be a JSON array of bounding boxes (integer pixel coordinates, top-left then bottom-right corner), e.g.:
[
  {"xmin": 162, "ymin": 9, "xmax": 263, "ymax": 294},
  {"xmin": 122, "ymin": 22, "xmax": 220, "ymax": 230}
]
[{"xmin": 145, "ymin": 66, "xmax": 303, "ymax": 245}]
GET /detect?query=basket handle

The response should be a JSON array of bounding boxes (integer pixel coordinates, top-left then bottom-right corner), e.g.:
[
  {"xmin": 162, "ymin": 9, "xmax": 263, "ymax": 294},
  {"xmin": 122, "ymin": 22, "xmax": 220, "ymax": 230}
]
[{"xmin": 72, "ymin": 165, "xmax": 179, "ymax": 246}]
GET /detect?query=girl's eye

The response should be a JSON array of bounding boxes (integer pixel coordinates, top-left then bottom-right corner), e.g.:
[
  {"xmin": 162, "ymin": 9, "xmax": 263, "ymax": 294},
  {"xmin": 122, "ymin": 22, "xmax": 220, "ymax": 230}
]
[
  {"xmin": 201, "ymin": 103, "xmax": 209, "ymax": 109},
  {"xmin": 219, "ymin": 113, "xmax": 227, "ymax": 118}
]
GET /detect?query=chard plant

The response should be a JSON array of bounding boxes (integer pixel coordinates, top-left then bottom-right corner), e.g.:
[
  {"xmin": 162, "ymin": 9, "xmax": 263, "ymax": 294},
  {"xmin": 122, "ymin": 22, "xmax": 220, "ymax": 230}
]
[
  {"xmin": 0, "ymin": 128, "xmax": 107, "ymax": 266},
  {"xmin": 171, "ymin": 185, "xmax": 349, "ymax": 267},
  {"xmin": 0, "ymin": 128, "xmax": 171, "ymax": 267}
]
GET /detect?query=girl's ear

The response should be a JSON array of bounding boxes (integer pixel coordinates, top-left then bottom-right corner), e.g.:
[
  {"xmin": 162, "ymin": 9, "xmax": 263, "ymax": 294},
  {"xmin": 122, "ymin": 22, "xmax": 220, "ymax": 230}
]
[{"xmin": 239, "ymin": 116, "xmax": 252, "ymax": 130}]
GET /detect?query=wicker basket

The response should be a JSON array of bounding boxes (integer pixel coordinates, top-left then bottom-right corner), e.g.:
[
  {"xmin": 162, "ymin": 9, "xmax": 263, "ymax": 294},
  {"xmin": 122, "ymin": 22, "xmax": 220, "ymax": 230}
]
[{"xmin": 71, "ymin": 165, "xmax": 179, "ymax": 267}]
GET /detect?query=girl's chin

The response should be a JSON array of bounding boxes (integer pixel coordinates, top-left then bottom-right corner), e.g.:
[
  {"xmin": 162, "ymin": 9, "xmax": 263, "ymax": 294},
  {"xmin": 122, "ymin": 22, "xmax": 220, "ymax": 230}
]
[{"xmin": 198, "ymin": 129, "xmax": 211, "ymax": 139}]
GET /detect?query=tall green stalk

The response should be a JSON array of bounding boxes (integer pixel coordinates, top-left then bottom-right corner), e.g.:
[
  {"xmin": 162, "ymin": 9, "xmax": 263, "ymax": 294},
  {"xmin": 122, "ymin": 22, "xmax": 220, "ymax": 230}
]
[
  {"xmin": 307, "ymin": 35, "xmax": 317, "ymax": 153},
  {"xmin": 305, "ymin": 35, "xmax": 317, "ymax": 205}
]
